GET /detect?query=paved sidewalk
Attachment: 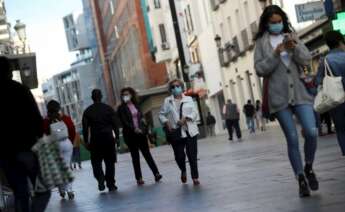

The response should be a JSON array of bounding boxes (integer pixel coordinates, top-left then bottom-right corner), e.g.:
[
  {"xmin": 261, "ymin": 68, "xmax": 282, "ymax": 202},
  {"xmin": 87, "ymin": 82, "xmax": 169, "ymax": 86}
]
[{"xmin": 47, "ymin": 126, "xmax": 345, "ymax": 212}]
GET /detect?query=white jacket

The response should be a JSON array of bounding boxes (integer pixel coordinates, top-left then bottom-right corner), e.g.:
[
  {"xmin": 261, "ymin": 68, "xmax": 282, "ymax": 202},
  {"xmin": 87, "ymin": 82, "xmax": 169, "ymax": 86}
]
[{"xmin": 159, "ymin": 95, "xmax": 199, "ymax": 138}]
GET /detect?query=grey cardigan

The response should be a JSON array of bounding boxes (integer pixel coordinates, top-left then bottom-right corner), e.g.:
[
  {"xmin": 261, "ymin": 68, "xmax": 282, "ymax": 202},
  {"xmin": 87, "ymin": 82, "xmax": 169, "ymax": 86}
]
[{"xmin": 254, "ymin": 32, "xmax": 313, "ymax": 114}]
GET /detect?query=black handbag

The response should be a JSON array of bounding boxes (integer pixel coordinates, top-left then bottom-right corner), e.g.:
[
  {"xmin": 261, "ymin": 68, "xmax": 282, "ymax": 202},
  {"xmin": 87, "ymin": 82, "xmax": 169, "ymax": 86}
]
[{"xmin": 164, "ymin": 102, "xmax": 184, "ymax": 144}]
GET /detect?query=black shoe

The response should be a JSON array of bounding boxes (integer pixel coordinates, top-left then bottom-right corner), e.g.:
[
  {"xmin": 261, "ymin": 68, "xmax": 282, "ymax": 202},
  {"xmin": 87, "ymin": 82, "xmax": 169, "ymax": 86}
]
[
  {"xmin": 155, "ymin": 174, "xmax": 163, "ymax": 182},
  {"xmin": 108, "ymin": 185, "xmax": 118, "ymax": 192},
  {"xmin": 98, "ymin": 182, "xmax": 106, "ymax": 191},
  {"xmin": 60, "ymin": 192, "xmax": 66, "ymax": 199},
  {"xmin": 304, "ymin": 167, "xmax": 319, "ymax": 191},
  {"xmin": 67, "ymin": 192, "xmax": 75, "ymax": 200},
  {"xmin": 181, "ymin": 172, "xmax": 187, "ymax": 184},
  {"xmin": 298, "ymin": 175, "xmax": 311, "ymax": 198}
]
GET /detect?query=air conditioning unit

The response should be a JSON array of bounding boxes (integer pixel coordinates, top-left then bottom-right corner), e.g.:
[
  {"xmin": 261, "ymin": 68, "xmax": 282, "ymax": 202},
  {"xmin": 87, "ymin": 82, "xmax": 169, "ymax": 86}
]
[{"xmin": 161, "ymin": 42, "xmax": 170, "ymax": 50}]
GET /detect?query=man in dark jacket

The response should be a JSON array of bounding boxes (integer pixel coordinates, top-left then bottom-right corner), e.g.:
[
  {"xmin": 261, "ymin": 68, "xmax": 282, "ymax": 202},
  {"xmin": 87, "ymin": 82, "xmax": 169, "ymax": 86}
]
[
  {"xmin": 223, "ymin": 100, "xmax": 242, "ymax": 141},
  {"xmin": 0, "ymin": 56, "xmax": 51, "ymax": 212},
  {"xmin": 243, "ymin": 100, "xmax": 256, "ymax": 134},
  {"xmin": 82, "ymin": 89, "xmax": 120, "ymax": 192},
  {"xmin": 206, "ymin": 112, "xmax": 216, "ymax": 137}
]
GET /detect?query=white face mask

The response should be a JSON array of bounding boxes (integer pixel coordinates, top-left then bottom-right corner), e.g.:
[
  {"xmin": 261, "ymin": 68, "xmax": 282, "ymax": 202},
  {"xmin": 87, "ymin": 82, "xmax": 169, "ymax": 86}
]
[{"xmin": 123, "ymin": 95, "xmax": 131, "ymax": 103}]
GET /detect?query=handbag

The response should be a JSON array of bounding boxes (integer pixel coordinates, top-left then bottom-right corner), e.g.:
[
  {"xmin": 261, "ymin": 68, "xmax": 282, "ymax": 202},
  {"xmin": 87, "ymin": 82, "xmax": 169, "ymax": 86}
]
[
  {"xmin": 50, "ymin": 120, "xmax": 69, "ymax": 141},
  {"xmin": 314, "ymin": 58, "xmax": 345, "ymax": 113},
  {"xmin": 164, "ymin": 102, "xmax": 184, "ymax": 144},
  {"xmin": 31, "ymin": 136, "xmax": 74, "ymax": 191}
]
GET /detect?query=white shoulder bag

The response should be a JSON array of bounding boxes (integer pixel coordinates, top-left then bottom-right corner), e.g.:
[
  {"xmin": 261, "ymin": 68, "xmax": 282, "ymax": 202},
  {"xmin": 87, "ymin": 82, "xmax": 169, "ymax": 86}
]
[{"xmin": 314, "ymin": 58, "xmax": 345, "ymax": 113}]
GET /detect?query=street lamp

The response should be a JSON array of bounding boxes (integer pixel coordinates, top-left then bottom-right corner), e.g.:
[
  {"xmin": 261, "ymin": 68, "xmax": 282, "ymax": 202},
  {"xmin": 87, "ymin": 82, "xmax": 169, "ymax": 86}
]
[{"xmin": 14, "ymin": 20, "xmax": 26, "ymax": 54}]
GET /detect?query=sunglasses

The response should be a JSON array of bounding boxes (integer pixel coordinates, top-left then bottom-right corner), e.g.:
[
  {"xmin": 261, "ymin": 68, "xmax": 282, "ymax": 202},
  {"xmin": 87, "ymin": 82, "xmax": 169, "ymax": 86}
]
[{"xmin": 171, "ymin": 85, "xmax": 181, "ymax": 89}]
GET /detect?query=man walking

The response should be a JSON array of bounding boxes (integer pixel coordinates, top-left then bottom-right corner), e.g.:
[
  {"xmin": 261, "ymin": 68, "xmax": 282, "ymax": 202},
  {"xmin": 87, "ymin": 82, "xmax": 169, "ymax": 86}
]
[
  {"xmin": 206, "ymin": 111, "xmax": 216, "ymax": 137},
  {"xmin": 223, "ymin": 100, "xmax": 242, "ymax": 141},
  {"xmin": 82, "ymin": 89, "xmax": 120, "ymax": 192},
  {"xmin": 0, "ymin": 56, "xmax": 51, "ymax": 212},
  {"xmin": 243, "ymin": 100, "xmax": 256, "ymax": 134}
]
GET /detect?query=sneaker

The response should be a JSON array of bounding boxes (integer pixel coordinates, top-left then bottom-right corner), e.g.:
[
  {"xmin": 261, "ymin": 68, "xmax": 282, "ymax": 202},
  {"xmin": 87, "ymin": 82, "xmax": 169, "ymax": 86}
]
[
  {"xmin": 137, "ymin": 179, "xmax": 145, "ymax": 186},
  {"xmin": 304, "ymin": 167, "xmax": 319, "ymax": 191},
  {"xmin": 108, "ymin": 185, "xmax": 118, "ymax": 192},
  {"xmin": 181, "ymin": 172, "xmax": 187, "ymax": 184},
  {"xmin": 298, "ymin": 175, "xmax": 311, "ymax": 198},
  {"xmin": 60, "ymin": 192, "xmax": 66, "ymax": 199},
  {"xmin": 192, "ymin": 179, "xmax": 200, "ymax": 186},
  {"xmin": 155, "ymin": 174, "xmax": 163, "ymax": 182},
  {"xmin": 67, "ymin": 192, "xmax": 75, "ymax": 200},
  {"xmin": 98, "ymin": 182, "xmax": 106, "ymax": 191}
]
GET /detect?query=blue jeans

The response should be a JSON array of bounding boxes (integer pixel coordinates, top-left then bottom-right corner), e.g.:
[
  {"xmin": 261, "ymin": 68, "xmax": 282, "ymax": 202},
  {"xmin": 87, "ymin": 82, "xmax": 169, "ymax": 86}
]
[
  {"xmin": 246, "ymin": 117, "xmax": 255, "ymax": 133},
  {"xmin": 275, "ymin": 104, "xmax": 318, "ymax": 176},
  {"xmin": 330, "ymin": 103, "xmax": 345, "ymax": 156}
]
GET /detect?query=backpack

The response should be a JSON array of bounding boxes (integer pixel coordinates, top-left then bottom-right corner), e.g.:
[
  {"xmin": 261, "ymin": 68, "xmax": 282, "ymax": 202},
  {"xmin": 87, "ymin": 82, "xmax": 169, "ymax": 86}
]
[{"xmin": 50, "ymin": 121, "xmax": 69, "ymax": 141}]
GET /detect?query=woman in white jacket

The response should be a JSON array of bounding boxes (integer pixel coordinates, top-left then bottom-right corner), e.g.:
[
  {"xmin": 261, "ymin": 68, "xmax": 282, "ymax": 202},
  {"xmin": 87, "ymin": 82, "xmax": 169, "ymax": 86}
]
[{"xmin": 159, "ymin": 79, "xmax": 200, "ymax": 185}]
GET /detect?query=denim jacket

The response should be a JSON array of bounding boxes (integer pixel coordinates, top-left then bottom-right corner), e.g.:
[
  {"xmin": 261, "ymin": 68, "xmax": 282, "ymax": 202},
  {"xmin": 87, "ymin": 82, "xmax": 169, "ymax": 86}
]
[{"xmin": 316, "ymin": 48, "xmax": 345, "ymax": 90}]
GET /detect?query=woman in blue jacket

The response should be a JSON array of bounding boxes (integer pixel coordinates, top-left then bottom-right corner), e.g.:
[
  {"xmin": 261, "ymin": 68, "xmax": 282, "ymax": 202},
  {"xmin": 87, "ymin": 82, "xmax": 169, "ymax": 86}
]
[{"xmin": 316, "ymin": 30, "xmax": 345, "ymax": 156}]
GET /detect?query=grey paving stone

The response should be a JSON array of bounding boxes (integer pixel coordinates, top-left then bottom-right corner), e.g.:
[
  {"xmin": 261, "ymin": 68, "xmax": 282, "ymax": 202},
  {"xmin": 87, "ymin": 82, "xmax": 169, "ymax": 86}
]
[{"xmin": 46, "ymin": 126, "xmax": 345, "ymax": 212}]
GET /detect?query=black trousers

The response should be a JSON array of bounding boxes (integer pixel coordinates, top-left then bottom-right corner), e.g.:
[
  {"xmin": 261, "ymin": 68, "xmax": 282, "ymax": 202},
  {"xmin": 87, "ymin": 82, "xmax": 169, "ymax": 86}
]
[
  {"xmin": 171, "ymin": 135, "xmax": 199, "ymax": 179},
  {"xmin": 125, "ymin": 133, "xmax": 159, "ymax": 180},
  {"xmin": 226, "ymin": 119, "xmax": 242, "ymax": 140},
  {"xmin": 320, "ymin": 112, "xmax": 333, "ymax": 133},
  {"xmin": 90, "ymin": 139, "xmax": 116, "ymax": 188},
  {"xmin": 1, "ymin": 152, "xmax": 51, "ymax": 212}
]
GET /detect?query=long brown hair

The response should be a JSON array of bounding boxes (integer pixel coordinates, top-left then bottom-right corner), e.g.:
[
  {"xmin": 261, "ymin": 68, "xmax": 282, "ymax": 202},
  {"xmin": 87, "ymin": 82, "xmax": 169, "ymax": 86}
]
[{"xmin": 120, "ymin": 87, "xmax": 139, "ymax": 105}]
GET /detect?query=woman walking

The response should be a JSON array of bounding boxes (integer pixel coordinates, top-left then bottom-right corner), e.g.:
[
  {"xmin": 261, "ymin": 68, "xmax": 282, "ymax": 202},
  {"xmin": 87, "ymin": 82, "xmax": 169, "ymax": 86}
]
[
  {"xmin": 43, "ymin": 100, "xmax": 76, "ymax": 200},
  {"xmin": 316, "ymin": 30, "xmax": 345, "ymax": 156},
  {"xmin": 255, "ymin": 100, "xmax": 266, "ymax": 131},
  {"xmin": 159, "ymin": 79, "xmax": 200, "ymax": 185},
  {"xmin": 117, "ymin": 87, "xmax": 162, "ymax": 185},
  {"xmin": 254, "ymin": 5, "xmax": 318, "ymax": 197}
]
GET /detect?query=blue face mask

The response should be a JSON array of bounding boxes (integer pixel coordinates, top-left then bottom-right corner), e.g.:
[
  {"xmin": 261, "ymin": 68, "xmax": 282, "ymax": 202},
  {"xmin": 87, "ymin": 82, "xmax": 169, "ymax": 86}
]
[
  {"xmin": 172, "ymin": 86, "xmax": 183, "ymax": 96},
  {"xmin": 268, "ymin": 22, "xmax": 284, "ymax": 34}
]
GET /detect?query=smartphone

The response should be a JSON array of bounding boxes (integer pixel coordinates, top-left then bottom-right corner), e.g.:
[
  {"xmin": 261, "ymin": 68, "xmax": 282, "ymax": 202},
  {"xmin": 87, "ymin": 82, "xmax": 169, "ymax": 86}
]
[{"xmin": 283, "ymin": 33, "xmax": 290, "ymax": 44}]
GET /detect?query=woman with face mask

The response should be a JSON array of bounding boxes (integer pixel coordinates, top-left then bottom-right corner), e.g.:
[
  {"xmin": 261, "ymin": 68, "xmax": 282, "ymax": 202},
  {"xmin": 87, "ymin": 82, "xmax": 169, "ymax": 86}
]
[
  {"xmin": 159, "ymin": 79, "xmax": 200, "ymax": 185},
  {"xmin": 117, "ymin": 87, "xmax": 162, "ymax": 186},
  {"xmin": 254, "ymin": 5, "xmax": 318, "ymax": 198}
]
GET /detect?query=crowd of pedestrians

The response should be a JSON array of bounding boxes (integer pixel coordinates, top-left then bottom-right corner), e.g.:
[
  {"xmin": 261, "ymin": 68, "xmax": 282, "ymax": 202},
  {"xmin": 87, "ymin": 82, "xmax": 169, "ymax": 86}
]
[{"xmin": 1, "ymin": 4, "xmax": 345, "ymax": 212}]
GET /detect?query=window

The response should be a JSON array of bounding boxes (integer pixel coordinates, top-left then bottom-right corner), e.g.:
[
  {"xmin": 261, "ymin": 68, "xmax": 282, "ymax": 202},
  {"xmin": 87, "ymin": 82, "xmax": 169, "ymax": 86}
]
[
  {"xmin": 220, "ymin": 22, "xmax": 225, "ymax": 40},
  {"xmin": 109, "ymin": 0, "xmax": 114, "ymax": 14},
  {"xmin": 184, "ymin": 5, "xmax": 194, "ymax": 33},
  {"xmin": 159, "ymin": 24, "xmax": 169, "ymax": 50},
  {"xmin": 153, "ymin": 0, "xmax": 161, "ymax": 9},
  {"xmin": 210, "ymin": 0, "xmax": 220, "ymax": 11},
  {"xmin": 187, "ymin": 5, "xmax": 194, "ymax": 31},
  {"xmin": 243, "ymin": 1, "xmax": 250, "ymax": 26},
  {"xmin": 227, "ymin": 17, "xmax": 233, "ymax": 39}
]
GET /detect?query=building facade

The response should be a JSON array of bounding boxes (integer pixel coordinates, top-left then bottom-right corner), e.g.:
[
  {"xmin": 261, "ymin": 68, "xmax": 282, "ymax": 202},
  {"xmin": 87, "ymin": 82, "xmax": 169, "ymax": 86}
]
[
  {"xmin": 42, "ymin": 11, "xmax": 103, "ymax": 129},
  {"xmin": 0, "ymin": 0, "xmax": 11, "ymax": 54},
  {"xmin": 89, "ymin": 0, "xmax": 169, "ymax": 129}
]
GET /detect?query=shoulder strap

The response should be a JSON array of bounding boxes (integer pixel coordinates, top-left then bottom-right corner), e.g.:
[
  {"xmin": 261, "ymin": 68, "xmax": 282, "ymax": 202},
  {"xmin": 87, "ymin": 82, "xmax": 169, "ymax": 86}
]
[
  {"xmin": 179, "ymin": 102, "xmax": 184, "ymax": 119},
  {"xmin": 324, "ymin": 58, "xmax": 334, "ymax": 77}
]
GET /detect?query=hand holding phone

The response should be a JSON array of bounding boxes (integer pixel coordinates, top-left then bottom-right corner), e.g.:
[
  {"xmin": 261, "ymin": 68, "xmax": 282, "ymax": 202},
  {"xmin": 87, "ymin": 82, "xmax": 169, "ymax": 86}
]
[{"xmin": 283, "ymin": 33, "xmax": 296, "ymax": 50}]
